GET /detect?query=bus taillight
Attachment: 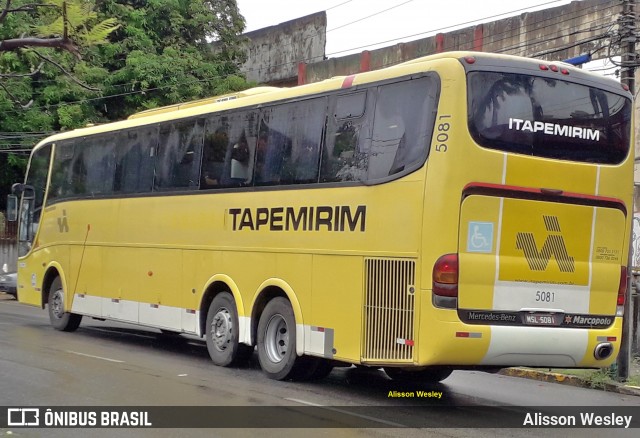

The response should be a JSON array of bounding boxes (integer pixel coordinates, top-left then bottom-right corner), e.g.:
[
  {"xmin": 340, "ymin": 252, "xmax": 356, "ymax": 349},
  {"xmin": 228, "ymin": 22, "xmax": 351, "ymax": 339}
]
[
  {"xmin": 617, "ymin": 266, "xmax": 627, "ymax": 316},
  {"xmin": 433, "ymin": 254, "xmax": 458, "ymax": 309}
]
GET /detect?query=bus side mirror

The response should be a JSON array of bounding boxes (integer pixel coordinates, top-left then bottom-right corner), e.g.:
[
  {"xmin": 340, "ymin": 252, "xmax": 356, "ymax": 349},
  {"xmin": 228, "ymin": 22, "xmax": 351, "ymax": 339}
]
[
  {"xmin": 11, "ymin": 183, "xmax": 35, "ymax": 200},
  {"xmin": 6, "ymin": 195, "xmax": 18, "ymax": 222}
]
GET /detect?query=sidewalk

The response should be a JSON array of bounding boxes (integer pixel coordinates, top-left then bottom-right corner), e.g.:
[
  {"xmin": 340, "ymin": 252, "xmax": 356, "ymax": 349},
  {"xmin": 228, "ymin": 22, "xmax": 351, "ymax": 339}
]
[{"xmin": 500, "ymin": 357, "xmax": 640, "ymax": 396}]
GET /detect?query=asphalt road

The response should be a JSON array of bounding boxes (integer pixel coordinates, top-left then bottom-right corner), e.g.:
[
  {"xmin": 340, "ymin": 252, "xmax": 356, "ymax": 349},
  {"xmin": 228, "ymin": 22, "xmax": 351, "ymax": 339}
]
[{"xmin": 0, "ymin": 295, "xmax": 639, "ymax": 438}]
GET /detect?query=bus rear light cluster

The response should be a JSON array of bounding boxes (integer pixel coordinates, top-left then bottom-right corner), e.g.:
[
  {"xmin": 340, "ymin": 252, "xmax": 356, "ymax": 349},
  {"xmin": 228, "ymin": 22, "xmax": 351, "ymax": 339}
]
[
  {"xmin": 433, "ymin": 253, "xmax": 458, "ymax": 309},
  {"xmin": 539, "ymin": 64, "xmax": 570, "ymax": 75},
  {"xmin": 617, "ymin": 266, "xmax": 627, "ymax": 317}
]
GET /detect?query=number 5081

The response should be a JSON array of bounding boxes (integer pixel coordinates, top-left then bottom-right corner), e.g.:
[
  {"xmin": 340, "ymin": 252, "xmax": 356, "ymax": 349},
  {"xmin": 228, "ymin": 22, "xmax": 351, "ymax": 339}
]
[{"xmin": 535, "ymin": 291, "xmax": 555, "ymax": 302}]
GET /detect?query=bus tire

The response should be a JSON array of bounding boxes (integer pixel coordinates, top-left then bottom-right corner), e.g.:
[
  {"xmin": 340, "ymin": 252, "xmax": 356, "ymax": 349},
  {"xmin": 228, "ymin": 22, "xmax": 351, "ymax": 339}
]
[
  {"xmin": 384, "ymin": 366, "xmax": 452, "ymax": 383},
  {"xmin": 307, "ymin": 359, "xmax": 334, "ymax": 380},
  {"xmin": 48, "ymin": 277, "xmax": 82, "ymax": 332},
  {"xmin": 257, "ymin": 297, "xmax": 300, "ymax": 380},
  {"xmin": 205, "ymin": 292, "xmax": 252, "ymax": 367}
]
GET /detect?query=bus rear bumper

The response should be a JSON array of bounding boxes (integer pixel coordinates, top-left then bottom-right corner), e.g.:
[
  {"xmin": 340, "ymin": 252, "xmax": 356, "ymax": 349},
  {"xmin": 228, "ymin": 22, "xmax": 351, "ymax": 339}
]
[
  {"xmin": 421, "ymin": 318, "xmax": 622, "ymax": 369},
  {"xmin": 479, "ymin": 325, "xmax": 602, "ymax": 368}
]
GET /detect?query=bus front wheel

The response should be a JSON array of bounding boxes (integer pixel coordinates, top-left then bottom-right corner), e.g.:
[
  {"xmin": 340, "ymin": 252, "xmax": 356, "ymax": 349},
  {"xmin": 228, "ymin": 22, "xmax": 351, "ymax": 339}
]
[
  {"xmin": 257, "ymin": 297, "xmax": 301, "ymax": 380},
  {"xmin": 205, "ymin": 292, "xmax": 252, "ymax": 366},
  {"xmin": 48, "ymin": 277, "xmax": 82, "ymax": 332}
]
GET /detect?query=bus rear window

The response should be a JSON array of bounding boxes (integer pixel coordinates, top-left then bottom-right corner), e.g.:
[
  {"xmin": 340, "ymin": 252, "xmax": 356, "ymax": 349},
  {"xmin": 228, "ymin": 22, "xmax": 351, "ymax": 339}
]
[{"xmin": 467, "ymin": 72, "xmax": 631, "ymax": 164}]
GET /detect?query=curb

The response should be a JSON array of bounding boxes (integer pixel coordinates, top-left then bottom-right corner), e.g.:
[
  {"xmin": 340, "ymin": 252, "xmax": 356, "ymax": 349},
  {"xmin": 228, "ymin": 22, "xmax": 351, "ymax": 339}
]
[{"xmin": 500, "ymin": 367, "xmax": 640, "ymax": 397}]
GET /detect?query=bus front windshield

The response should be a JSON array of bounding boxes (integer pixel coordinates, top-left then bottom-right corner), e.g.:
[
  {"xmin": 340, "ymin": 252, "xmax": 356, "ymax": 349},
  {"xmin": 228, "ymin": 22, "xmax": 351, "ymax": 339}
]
[
  {"xmin": 467, "ymin": 72, "xmax": 632, "ymax": 164},
  {"xmin": 18, "ymin": 144, "xmax": 52, "ymax": 257}
]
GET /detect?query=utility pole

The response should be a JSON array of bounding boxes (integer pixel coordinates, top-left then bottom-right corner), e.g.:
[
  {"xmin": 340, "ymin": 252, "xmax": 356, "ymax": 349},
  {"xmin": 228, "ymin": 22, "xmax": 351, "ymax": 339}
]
[{"xmin": 618, "ymin": 0, "xmax": 638, "ymax": 381}]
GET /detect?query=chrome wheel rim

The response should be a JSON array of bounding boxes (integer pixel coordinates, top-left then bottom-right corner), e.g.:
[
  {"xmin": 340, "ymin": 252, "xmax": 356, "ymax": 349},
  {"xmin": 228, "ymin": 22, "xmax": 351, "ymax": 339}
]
[
  {"xmin": 264, "ymin": 314, "xmax": 288, "ymax": 363},
  {"xmin": 211, "ymin": 308, "xmax": 233, "ymax": 351},
  {"xmin": 51, "ymin": 289, "xmax": 65, "ymax": 319}
]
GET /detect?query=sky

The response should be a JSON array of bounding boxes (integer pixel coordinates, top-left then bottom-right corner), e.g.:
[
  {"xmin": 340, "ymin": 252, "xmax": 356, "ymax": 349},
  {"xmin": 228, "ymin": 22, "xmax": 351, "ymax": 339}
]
[{"xmin": 236, "ymin": 0, "xmax": 573, "ymax": 56}]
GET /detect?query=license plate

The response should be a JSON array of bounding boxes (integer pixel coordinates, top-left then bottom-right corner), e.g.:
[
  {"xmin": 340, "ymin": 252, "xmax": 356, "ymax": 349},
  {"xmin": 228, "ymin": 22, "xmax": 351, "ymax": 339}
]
[{"xmin": 524, "ymin": 314, "xmax": 558, "ymax": 326}]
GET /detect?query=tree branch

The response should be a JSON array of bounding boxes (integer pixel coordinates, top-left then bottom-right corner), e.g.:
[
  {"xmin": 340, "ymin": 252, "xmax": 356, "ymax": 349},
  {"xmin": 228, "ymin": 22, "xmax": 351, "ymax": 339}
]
[
  {"xmin": 0, "ymin": 81, "xmax": 34, "ymax": 109},
  {"xmin": 0, "ymin": 62, "xmax": 45, "ymax": 78},
  {"xmin": 0, "ymin": 36, "xmax": 81, "ymax": 59},
  {"xmin": 1, "ymin": 2, "xmax": 58, "ymax": 23},
  {"xmin": 31, "ymin": 51, "xmax": 100, "ymax": 92},
  {"xmin": 62, "ymin": 1, "xmax": 68, "ymax": 40},
  {"xmin": 0, "ymin": 0, "xmax": 11, "ymax": 24}
]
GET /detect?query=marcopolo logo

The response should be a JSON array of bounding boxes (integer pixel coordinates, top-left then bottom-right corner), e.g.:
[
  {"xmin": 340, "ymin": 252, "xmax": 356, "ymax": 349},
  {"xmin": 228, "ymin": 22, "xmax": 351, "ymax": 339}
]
[
  {"xmin": 562, "ymin": 314, "xmax": 614, "ymax": 328},
  {"xmin": 515, "ymin": 216, "xmax": 575, "ymax": 273}
]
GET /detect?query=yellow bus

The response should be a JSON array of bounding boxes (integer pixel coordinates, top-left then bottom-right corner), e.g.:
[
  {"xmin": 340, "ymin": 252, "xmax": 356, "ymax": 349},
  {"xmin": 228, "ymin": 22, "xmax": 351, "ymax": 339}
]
[{"xmin": 8, "ymin": 51, "xmax": 633, "ymax": 382}]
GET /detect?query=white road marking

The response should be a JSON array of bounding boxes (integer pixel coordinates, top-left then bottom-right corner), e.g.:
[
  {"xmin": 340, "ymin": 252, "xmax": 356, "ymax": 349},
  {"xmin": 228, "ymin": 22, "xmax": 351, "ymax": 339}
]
[
  {"xmin": 285, "ymin": 398, "xmax": 322, "ymax": 406},
  {"xmin": 65, "ymin": 350, "xmax": 124, "ymax": 363}
]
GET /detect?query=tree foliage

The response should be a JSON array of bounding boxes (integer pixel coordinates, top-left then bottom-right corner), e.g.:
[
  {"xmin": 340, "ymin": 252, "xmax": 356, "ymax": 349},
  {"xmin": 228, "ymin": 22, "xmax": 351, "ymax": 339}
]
[
  {"xmin": 96, "ymin": 0, "xmax": 249, "ymax": 119},
  {"xmin": 0, "ymin": 0, "xmax": 251, "ymax": 207},
  {"xmin": 35, "ymin": 0, "xmax": 120, "ymax": 47},
  {"xmin": 0, "ymin": 0, "xmax": 119, "ymax": 57}
]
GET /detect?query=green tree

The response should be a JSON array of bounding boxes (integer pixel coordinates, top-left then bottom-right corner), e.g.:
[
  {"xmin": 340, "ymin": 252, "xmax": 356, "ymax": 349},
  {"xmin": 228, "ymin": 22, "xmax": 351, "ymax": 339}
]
[
  {"xmin": 0, "ymin": 0, "xmax": 251, "ymax": 207},
  {"xmin": 0, "ymin": 0, "xmax": 120, "ymax": 143},
  {"xmin": 0, "ymin": 0, "xmax": 119, "ymax": 208},
  {"xmin": 95, "ymin": 0, "xmax": 249, "ymax": 120}
]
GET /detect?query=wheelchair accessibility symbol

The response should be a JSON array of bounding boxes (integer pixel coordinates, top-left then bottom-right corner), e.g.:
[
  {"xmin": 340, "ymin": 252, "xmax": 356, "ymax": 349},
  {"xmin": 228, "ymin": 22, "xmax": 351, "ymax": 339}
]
[{"xmin": 467, "ymin": 222, "xmax": 494, "ymax": 253}]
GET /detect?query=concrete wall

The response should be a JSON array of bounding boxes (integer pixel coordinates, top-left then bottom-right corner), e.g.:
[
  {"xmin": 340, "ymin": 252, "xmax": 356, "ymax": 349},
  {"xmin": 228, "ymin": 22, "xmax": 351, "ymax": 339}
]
[
  {"xmin": 240, "ymin": 12, "xmax": 326, "ymax": 86},
  {"xmin": 303, "ymin": 0, "xmax": 619, "ymax": 83}
]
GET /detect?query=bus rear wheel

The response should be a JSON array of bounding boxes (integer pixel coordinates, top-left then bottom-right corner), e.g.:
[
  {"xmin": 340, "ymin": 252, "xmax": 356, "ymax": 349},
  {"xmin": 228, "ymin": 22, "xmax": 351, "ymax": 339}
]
[
  {"xmin": 384, "ymin": 366, "xmax": 452, "ymax": 383},
  {"xmin": 205, "ymin": 292, "xmax": 253, "ymax": 367},
  {"xmin": 257, "ymin": 297, "xmax": 302, "ymax": 380},
  {"xmin": 48, "ymin": 277, "xmax": 82, "ymax": 332}
]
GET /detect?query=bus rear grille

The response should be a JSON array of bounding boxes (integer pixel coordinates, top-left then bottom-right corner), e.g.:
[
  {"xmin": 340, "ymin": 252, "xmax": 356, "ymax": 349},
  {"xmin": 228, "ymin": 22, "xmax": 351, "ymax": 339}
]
[{"xmin": 363, "ymin": 258, "xmax": 415, "ymax": 362}]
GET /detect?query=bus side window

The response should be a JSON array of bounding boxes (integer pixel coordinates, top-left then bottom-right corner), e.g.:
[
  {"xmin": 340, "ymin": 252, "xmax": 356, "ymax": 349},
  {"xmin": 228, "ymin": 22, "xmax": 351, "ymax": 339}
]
[
  {"xmin": 254, "ymin": 98, "xmax": 325, "ymax": 186},
  {"xmin": 49, "ymin": 142, "xmax": 76, "ymax": 201},
  {"xmin": 201, "ymin": 111, "xmax": 257, "ymax": 188},
  {"xmin": 155, "ymin": 120, "xmax": 204, "ymax": 191},
  {"xmin": 254, "ymin": 114, "xmax": 291, "ymax": 186},
  {"xmin": 69, "ymin": 144, "xmax": 88, "ymax": 196},
  {"xmin": 228, "ymin": 132, "xmax": 252, "ymax": 184},
  {"xmin": 369, "ymin": 76, "xmax": 437, "ymax": 180},
  {"xmin": 81, "ymin": 136, "xmax": 117, "ymax": 196},
  {"xmin": 201, "ymin": 119, "xmax": 230, "ymax": 189},
  {"xmin": 114, "ymin": 127, "xmax": 156, "ymax": 194},
  {"xmin": 286, "ymin": 98, "xmax": 325, "ymax": 184},
  {"xmin": 320, "ymin": 92, "xmax": 371, "ymax": 183}
]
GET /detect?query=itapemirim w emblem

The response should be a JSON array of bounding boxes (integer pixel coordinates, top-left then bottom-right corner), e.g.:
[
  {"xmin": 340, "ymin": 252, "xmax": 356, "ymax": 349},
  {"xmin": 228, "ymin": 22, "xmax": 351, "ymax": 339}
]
[{"xmin": 515, "ymin": 215, "xmax": 575, "ymax": 273}]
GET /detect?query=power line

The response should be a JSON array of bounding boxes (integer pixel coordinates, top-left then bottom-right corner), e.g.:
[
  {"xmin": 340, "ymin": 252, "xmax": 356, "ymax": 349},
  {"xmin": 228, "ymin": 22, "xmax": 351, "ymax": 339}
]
[
  {"xmin": 359, "ymin": 13, "xmax": 614, "ymax": 69},
  {"xmin": 325, "ymin": 0, "xmax": 570, "ymax": 55},
  {"xmin": 326, "ymin": 0, "xmax": 414, "ymax": 33},
  {"xmin": 61, "ymin": 5, "xmax": 614, "ymax": 101},
  {"xmin": 0, "ymin": 0, "xmax": 620, "ymax": 118},
  {"xmin": 497, "ymin": 21, "xmax": 614, "ymax": 56},
  {"xmin": 414, "ymin": 5, "xmax": 616, "ymax": 57},
  {"xmin": 18, "ymin": 0, "xmax": 607, "ymax": 98},
  {"xmin": 0, "ymin": 148, "xmax": 33, "ymax": 152},
  {"xmin": 326, "ymin": 0, "xmax": 353, "ymax": 12}
]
